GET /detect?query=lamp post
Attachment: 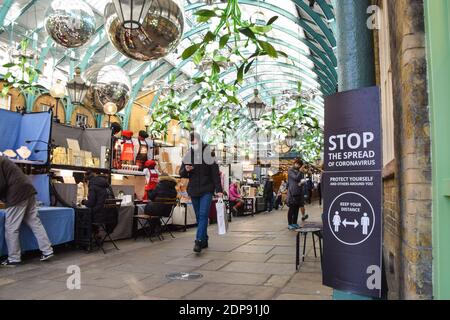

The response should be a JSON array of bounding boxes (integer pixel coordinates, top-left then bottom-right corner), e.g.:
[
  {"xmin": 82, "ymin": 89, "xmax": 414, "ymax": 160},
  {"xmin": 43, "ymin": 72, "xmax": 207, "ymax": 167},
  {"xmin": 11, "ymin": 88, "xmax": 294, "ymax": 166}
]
[
  {"xmin": 66, "ymin": 67, "xmax": 89, "ymax": 106},
  {"xmin": 50, "ymin": 79, "xmax": 66, "ymax": 123},
  {"xmin": 103, "ymin": 102, "xmax": 118, "ymax": 127}
]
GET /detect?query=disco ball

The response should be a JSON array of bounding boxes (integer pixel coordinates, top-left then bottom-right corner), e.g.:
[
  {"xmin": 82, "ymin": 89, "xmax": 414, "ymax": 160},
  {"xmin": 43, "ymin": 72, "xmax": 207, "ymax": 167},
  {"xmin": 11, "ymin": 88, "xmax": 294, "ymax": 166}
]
[
  {"xmin": 83, "ymin": 64, "xmax": 131, "ymax": 114},
  {"xmin": 104, "ymin": 0, "xmax": 185, "ymax": 61},
  {"xmin": 44, "ymin": 0, "xmax": 96, "ymax": 48}
]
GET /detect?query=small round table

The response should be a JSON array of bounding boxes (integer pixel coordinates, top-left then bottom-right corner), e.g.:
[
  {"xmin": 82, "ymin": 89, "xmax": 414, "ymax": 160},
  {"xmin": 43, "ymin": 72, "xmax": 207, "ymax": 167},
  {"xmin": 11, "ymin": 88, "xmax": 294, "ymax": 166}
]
[{"xmin": 295, "ymin": 227, "xmax": 323, "ymax": 271}]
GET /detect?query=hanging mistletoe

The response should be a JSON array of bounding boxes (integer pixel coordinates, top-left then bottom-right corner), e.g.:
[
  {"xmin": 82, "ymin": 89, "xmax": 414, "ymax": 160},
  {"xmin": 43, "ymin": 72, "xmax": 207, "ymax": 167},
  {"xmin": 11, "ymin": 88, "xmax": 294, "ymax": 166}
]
[{"xmin": 149, "ymin": 0, "xmax": 323, "ymax": 160}]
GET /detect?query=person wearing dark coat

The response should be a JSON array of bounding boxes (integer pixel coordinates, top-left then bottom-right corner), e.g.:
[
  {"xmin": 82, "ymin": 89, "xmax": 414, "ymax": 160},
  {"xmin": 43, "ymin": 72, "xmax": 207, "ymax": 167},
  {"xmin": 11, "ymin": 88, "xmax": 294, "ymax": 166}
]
[
  {"xmin": 179, "ymin": 132, "xmax": 223, "ymax": 253},
  {"xmin": 0, "ymin": 156, "xmax": 53, "ymax": 267},
  {"xmin": 263, "ymin": 176, "xmax": 275, "ymax": 213},
  {"xmin": 145, "ymin": 174, "xmax": 178, "ymax": 217},
  {"xmin": 286, "ymin": 159, "xmax": 309, "ymax": 230},
  {"xmin": 82, "ymin": 171, "xmax": 118, "ymax": 234}
]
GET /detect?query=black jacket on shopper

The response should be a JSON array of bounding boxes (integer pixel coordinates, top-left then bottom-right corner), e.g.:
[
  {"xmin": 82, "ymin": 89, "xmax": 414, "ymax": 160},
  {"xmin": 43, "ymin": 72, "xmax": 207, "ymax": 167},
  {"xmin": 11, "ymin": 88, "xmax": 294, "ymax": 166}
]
[
  {"xmin": 145, "ymin": 175, "xmax": 178, "ymax": 217},
  {"xmin": 82, "ymin": 176, "xmax": 117, "ymax": 229},
  {"xmin": 263, "ymin": 180, "xmax": 274, "ymax": 199},
  {"xmin": 179, "ymin": 146, "xmax": 223, "ymax": 198},
  {"xmin": 0, "ymin": 156, "xmax": 37, "ymax": 207},
  {"xmin": 287, "ymin": 167, "xmax": 305, "ymax": 207}
]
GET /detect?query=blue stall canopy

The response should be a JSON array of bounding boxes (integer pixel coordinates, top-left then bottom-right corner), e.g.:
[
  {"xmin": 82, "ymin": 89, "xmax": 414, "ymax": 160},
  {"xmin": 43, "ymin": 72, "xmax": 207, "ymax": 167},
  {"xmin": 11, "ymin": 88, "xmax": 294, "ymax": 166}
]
[{"xmin": 0, "ymin": 109, "xmax": 52, "ymax": 164}]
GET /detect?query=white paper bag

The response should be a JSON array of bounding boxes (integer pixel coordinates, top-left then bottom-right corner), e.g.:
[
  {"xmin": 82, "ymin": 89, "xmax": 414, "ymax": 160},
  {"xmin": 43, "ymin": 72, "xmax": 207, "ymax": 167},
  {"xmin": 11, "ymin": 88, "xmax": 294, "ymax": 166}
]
[{"xmin": 216, "ymin": 198, "xmax": 227, "ymax": 235}]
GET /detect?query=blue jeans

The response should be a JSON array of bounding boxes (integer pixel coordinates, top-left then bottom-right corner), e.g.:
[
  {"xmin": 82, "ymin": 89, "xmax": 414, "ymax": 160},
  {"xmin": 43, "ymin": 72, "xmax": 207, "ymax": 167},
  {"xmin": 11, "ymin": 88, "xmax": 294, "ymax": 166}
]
[{"xmin": 191, "ymin": 193, "xmax": 213, "ymax": 242}]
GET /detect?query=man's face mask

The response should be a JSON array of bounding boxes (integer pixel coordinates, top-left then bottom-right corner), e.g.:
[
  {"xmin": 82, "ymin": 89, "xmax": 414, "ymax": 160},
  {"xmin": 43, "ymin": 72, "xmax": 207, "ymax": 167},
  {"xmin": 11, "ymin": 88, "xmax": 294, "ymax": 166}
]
[{"xmin": 192, "ymin": 141, "xmax": 202, "ymax": 151}]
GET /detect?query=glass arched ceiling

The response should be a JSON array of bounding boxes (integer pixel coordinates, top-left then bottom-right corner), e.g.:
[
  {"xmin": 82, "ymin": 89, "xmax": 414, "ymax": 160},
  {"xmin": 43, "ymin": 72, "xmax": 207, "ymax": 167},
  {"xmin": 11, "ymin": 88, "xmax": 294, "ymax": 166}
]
[{"xmin": 0, "ymin": 0, "xmax": 336, "ymax": 125}]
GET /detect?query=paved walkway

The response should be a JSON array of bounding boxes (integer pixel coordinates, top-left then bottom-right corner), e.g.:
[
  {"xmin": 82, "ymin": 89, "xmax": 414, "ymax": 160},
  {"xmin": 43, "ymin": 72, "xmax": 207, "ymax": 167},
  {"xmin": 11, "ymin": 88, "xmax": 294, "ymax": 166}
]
[{"xmin": 0, "ymin": 202, "xmax": 331, "ymax": 300}]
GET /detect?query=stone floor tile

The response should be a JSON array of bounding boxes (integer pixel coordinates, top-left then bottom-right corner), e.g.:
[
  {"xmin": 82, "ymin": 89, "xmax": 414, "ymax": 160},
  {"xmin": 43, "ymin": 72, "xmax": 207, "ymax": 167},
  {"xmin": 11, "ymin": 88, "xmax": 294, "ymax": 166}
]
[
  {"xmin": 267, "ymin": 246, "xmax": 296, "ymax": 255},
  {"xmin": 221, "ymin": 261, "xmax": 296, "ymax": 275},
  {"xmin": 165, "ymin": 257, "xmax": 211, "ymax": 267},
  {"xmin": 185, "ymin": 283, "xmax": 278, "ymax": 300},
  {"xmin": 264, "ymin": 275, "xmax": 293, "ymax": 288},
  {"xmin": 192, "ymin": 270, "xmax": 271, "ymax": 286},
  {"xmin": 233, "ymin": 245, "xmax": 275, "ymax": 254},
  {"xmin": 198, "ymin": 260, "xmax": 231, "ymax": 271},
  {"xmin": 265, "ymin": 254, "xmax": 295, "ymax": 264},
  {"xmin": 145, "ymin": 281, "xmax": 204, "ymax": 299}
]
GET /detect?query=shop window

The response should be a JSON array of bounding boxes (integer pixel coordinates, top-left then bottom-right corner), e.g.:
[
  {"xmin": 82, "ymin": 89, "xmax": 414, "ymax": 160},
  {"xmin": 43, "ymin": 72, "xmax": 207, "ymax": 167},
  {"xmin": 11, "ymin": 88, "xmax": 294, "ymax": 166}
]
[
  {"xmin": 75, "ymin": 113, "xmax": 88, "ymax": 127},
  {"xmin": 0, "ymin": 95, "xmax": 11, "ymax": 110}
]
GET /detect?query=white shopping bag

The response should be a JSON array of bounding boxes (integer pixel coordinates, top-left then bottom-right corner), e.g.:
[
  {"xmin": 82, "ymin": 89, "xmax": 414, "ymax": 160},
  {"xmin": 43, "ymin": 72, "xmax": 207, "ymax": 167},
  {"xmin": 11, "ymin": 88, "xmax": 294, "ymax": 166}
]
[{"xmin": 216, "ymin": 198, "xmax": 227, "ymax": 235}]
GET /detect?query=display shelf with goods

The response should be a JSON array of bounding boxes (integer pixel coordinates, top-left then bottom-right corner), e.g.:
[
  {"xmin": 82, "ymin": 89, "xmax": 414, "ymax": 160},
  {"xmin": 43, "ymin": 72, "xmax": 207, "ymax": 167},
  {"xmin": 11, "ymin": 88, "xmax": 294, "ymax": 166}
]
[{"xmin": 111, "ymin": 169, "xmax": 146, "ymax": 177}]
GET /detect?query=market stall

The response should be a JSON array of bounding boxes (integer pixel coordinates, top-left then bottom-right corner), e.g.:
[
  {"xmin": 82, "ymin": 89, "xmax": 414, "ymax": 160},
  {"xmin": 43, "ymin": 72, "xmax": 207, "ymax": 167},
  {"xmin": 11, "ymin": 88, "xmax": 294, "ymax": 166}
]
[{"xmin": 0, "ymin": 110, "xmax": 76, "ymax": 255}]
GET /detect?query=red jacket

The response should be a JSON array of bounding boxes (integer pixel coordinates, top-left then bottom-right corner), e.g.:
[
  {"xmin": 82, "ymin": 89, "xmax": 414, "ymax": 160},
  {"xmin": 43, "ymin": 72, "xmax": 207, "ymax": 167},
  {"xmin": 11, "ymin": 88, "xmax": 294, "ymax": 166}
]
[{"xmin": 143, "ymin": 168, "xmax": 159, "ymax": 200}]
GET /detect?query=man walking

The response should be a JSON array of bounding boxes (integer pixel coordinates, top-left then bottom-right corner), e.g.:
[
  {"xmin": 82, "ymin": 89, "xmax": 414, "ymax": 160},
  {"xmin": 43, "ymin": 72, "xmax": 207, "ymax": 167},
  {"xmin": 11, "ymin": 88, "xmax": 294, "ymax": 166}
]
[
  {"xmin": 0, "ymin": 156, "xmax": 54, "ymax": 267},
  {"xmin": 180, "ymin": 132, "xmax": 223, "ymax": 253}
]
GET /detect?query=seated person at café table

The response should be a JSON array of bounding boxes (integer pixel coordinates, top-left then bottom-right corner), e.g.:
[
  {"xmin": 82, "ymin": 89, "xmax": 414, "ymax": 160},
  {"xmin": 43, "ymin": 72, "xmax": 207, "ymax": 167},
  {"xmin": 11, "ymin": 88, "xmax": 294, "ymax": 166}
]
[
  {"xmin": 81, "ymin": 170, "xmax": 118, "ymax": 236},
  {"xmin": 144, "ymin": 174, "xmax": 178, "ymax": 230},
  {"xmin": 0, "ymin": 156, "xmax": 54, "ymax": 267}
]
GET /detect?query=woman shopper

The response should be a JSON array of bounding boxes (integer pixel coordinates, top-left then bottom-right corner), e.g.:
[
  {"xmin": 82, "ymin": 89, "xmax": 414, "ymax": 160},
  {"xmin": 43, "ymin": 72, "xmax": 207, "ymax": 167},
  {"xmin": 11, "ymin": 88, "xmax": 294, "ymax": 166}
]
[
  {"xmin": 263, "ymin": 175, "xmax": 275, "ymax": 213},
  {"xmin": 286, "ymin": 159, "xmax": 309, "ymax": 230},
  {"xmin": 0, "ymin": 156, "xmax": 54, "ymax": 267},
  {"xmin": 180, "ymin": 132, "xmax": 223, "ymax": 253},
  {"xmin": 229, "ymin": 180, "xmax": 244, "ymax": 215}
]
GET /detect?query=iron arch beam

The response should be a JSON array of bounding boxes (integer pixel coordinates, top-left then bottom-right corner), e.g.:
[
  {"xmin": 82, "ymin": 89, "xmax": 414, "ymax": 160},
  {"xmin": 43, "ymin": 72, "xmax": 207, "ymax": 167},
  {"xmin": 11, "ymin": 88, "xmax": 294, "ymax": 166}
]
[
  {"xmin": 178, "ymin": 21, "xmax": 335, "ymax": 84},
  {"xmin": 0, "ymin": 0, "xmax": 14, "ymax": 27},
  {"xmin": 292, "ymin": 0, "xmax": 335, "ymax": 47},
  {"xmin": 316, "ymin": 0, "xmax": 335, "ymax": 21},
  {"xmin": 215, "ymin": 61, "xmax": 333, "ymax": 93},
  {"xmin": 0, "ymin": 0, "xmax": 36, "ymax": 28}
]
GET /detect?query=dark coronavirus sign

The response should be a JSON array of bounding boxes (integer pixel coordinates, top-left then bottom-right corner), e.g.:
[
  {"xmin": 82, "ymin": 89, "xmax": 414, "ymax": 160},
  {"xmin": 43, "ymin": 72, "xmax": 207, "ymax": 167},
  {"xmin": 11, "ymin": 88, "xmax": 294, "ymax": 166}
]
[{"xmin": 322, "ymin": 86, "xmax": 383, "ymax": 298}]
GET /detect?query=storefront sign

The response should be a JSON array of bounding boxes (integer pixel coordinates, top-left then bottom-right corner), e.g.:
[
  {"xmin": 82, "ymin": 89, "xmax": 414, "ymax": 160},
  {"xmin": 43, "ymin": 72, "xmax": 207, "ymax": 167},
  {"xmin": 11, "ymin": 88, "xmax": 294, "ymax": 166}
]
[{"xmin": 322, "ymin": 86, "xmax": 383, "ymax": 298}]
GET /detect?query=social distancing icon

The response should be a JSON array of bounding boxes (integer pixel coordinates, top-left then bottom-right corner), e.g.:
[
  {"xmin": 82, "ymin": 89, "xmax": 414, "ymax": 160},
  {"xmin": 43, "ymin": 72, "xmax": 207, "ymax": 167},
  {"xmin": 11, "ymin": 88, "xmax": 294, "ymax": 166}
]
[{"xmin": 327, "ymin": 192, "xmax": 375, "ymax": 246}]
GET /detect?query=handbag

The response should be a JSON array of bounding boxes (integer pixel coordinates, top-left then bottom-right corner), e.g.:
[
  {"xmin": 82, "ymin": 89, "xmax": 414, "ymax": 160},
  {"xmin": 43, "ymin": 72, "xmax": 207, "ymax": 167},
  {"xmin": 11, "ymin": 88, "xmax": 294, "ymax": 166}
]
[{"xmin": 216, "ymin": 198, "xmax": 227, "ymax": 235}]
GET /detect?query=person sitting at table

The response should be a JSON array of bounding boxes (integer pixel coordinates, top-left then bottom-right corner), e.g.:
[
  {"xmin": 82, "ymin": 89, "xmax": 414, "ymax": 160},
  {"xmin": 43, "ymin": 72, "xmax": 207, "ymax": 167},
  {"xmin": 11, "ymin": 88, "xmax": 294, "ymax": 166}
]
[
  {"xmin": 229, "ymin": 180, "xmax": 244, "ymax": 215},
  {"xmin": 0, "ymin": 156, "xmax": 54, "ymax": 267},
  {"xmin": 145, "ymin": 174, "xmax": 178, "ymax": 215},
  {"xmin": 143, "ymin": 160, "xmax": 159, "ymax": 201},
  {"xmin": 82, "ymin": 170, "xmax": 118, "ymax": 236}
]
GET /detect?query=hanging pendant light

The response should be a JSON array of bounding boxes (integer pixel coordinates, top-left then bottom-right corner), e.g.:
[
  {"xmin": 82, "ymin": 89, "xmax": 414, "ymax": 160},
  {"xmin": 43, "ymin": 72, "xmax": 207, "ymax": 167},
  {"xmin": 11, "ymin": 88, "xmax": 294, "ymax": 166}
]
[
  {"xmin": 66, "ymin": 67, "xmax": 89, "ymax": 106},
  {"xmin": 247, "ymin": 89, "xmax": 266, "ymax": 121},
  {"xmin": 285, "ymin": 128, "xmax": 298, "ymax": 148},
  {"xmin": 112, "ymin": 0, "xmax": 154, "ymax": 30}
]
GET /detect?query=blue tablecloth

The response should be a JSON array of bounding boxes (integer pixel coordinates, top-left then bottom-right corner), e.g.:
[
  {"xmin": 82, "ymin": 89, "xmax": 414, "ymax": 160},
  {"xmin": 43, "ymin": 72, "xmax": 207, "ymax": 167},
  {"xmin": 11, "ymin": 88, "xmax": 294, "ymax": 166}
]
[{"xmin": 0, "ymin": 207, "xmax": 75, "ymax": 256}]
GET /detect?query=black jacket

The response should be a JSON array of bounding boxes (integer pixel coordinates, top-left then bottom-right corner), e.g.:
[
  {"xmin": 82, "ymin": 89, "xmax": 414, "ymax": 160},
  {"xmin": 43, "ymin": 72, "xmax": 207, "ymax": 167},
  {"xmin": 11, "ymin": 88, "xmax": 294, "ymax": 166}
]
[
  {"xmin": 145, "ymin": 175, "xmax": 178, "ymax": 217},
  {"xmin": 263, "ymin": 180, "xmax": 274, "ymax": 198},
  {"xmin": 287, "ymin": 167, "xmax": 305, "ymax": 206},
  {"xmin": 83, "ymin": 176, "xmax": 116, "ymax": 225},
  {"xmin": 0, "ymin": 156, "xmax": 37, "ymax": 207},
  {"xmin": 179, "ymin": 146, "xmax": 223, "ymax": 198}
]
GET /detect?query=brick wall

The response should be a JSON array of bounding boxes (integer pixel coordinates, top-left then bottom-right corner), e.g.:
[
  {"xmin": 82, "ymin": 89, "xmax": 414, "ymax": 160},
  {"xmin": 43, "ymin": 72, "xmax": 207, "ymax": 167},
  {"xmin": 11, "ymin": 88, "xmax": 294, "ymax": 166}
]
[
  {"xmin": 382, "ymin": 160, "xmax": 402, "ymax": 299},
  {"xmin": 381, "ymin": 0, "xmax": 433, "ymax": 299}
]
